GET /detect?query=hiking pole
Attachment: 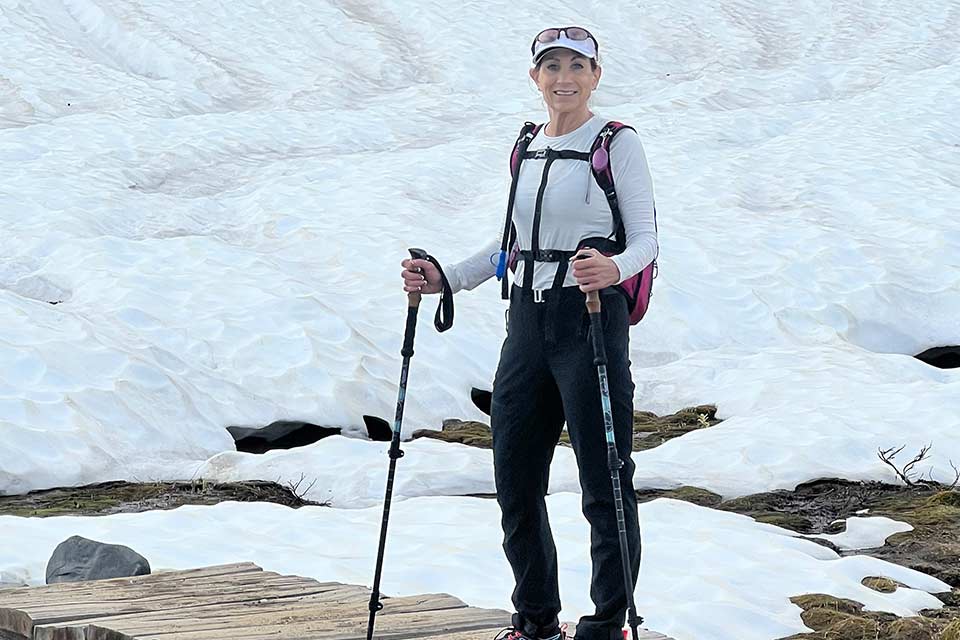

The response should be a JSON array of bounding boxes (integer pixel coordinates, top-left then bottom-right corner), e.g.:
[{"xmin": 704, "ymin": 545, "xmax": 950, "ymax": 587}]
[
  {"xmin": 584, "ymin": 286, "xmax": 644, "ymax": 640},
  {"xmin": 364, "ymin": 247, "xmax": 429, "ymax": 640}
]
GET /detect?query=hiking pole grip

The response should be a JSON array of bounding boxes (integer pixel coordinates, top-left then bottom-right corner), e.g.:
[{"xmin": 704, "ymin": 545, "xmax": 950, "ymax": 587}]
[
  {"xmin": 585, "ymin": 290, "xmax": 607, "ymax": 366},
  {"xmin": 398, "ymin": 248, "xmax": 428, "ymax": 358},
  {"xmin": 407, "ymin": 248, "xmax": 428, "ymax": 309},
  {"xmin": 400, "ymin": 306, "xmax": 418, "ymax": 358},
  {"xmin": 585, "ymin": 288, "xmax": 601, "ymax": 315}
]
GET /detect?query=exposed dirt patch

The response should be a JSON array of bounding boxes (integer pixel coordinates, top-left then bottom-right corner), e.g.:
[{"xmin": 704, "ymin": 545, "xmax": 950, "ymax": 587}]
[
  {"xmin": 713, "ymin": 479, "xmax": 960, "ymax": 588},
  {"xmin": 635, "ymin": 485, "xmax": 724, "ymax": 508},
  {"xmin": 411, "ymin": 405, "xmax": 721, "ymax": 451},
  {"xmin": 0, "ymin": 480, "xmax": 323, "ymax": 518},
  {"xmin": 779, "ymin": 591, "xmax": 960, "ymax": 639},
  {"xmin": 702, "ymin": 478, "xmax": 960, "ymax": 639}
]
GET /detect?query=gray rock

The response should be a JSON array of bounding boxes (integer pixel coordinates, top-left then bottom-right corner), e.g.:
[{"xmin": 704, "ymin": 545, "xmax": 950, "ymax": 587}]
[{"xmin": 46, "ymin": 535, "xmax": 150, "ymax": 584}]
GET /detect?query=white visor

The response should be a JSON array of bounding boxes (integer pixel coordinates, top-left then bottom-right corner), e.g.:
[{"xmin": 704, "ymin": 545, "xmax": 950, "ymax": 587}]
[{"xmin": 532, "ymin": 33, "xmax": 597, "ymax": 65}]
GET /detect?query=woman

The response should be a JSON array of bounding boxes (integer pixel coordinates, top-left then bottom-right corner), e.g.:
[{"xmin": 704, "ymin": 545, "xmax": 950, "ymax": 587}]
[{"xmin": 401, "ymin": 27, "xmax": 658, "ymax": 640}]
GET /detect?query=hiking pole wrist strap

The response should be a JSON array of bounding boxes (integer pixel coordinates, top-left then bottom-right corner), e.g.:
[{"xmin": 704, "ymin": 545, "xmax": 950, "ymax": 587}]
[{"xmin": 409, "ymin": 248, "xmax": 454, "ymax": 333}]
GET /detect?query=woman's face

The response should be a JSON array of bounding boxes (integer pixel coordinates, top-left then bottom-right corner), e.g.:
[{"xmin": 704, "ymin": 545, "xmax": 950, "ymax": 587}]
[{"xmin": 529, "ymin": 49, "xmax": 601, "ymax": 115}]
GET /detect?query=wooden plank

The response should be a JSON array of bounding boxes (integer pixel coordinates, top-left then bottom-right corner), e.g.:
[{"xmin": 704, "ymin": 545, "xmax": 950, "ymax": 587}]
[
  {"xmin": 0, "ymin": 564, "xmax": 272, "ymax": 637},
  {"xmin": 0, "ymin": 565, "xmax": 675, "ymax": 640},
  {"xmin": 0, "ymin": 566, "xmax": 336, "ymax": 628},
  {"xmin": 125, "ymin": 606, "xmax": 509, "ymax": 640},
  {"xmin": 434, "ymin": 630, "xmax": 513, "ymax": 640},
  {"xmin": 0, "ymin": 625, "xmax": 29, "ymax": 640},
  {"xmin": 38, "ymin": 592, "xmax": 501, "ymax": 640},
  {"xmin": 0, "ymin": 563, "xmax": 264, "ymax": 608},
  {"xmin": 565, "ymin": 623, "xmax": 673, "ymax": 640},
  {"xmin": 0, "ymin": 606, "xmax": 31, "ymax": 640},
  {"xmin": 21, "ymin": 577, "xmax": 340, "ymax": 622}
]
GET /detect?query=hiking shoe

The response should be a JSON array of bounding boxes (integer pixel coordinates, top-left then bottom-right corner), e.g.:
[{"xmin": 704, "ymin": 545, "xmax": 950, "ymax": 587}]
[
  {"xmin": 493, "ymin": 623, "xmax": 568, "ymax": 640},
  {"xmin": 493, "ymin": 628, "xmax": 533, "ymax": 640}
]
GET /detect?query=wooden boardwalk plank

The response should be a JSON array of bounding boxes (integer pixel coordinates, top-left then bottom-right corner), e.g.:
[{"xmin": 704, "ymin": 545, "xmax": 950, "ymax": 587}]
[
  {"xmin": 42, "ymin": 593, "xmax": 482, "ymax": 639},
  {"xmin": 3, "ymin": 576, "xmax": 351, "ymax": 633},
  {"xmin": 0, "ymin": 564, "xmax": 673, "ymax": 640}
]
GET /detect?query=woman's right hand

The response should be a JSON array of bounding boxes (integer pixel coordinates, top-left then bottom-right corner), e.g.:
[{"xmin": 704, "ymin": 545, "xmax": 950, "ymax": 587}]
[{"xmin": 401, "ymin": 258, "xmax": 443, "ymax": 294}]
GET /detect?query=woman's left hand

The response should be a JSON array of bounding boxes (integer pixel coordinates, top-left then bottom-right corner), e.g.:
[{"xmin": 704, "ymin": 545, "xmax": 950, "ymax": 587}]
[{"xmin": 570, "ymin": 247, "xmax": 621, "ymax": 292}]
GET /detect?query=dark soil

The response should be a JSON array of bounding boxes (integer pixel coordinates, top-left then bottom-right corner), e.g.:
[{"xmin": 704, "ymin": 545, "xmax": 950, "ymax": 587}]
[
  {"xmin": 633, "ymin": 479, "xmax": 960, "ymax": 638},
  {"xmin": 781, "ymin": 591, "xmax": 960, "ymax": 640},
  {"xmin": 712, "ymin": 479, "xmax": 960, "ymax": 589},
  {"xmin": 411, "ymin": 404, "xmax": 721, "ymax": 451},
  {"xmin": 654, "ymin": 478, "xmax": 960, "ymax": 640},
  {"xmin": 0, "ymin": 480, "xmax": 324, "ymax": 518}
]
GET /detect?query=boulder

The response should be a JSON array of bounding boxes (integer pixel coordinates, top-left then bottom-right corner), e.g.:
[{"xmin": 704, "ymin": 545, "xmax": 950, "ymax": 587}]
[{"xmin": 46, "ymin": 535, "xmax": 150, "ymax": 584}]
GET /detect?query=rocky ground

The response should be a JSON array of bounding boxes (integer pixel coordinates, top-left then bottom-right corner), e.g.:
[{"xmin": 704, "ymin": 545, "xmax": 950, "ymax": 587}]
[{"xmin": 1, "ymin": 405, "xmax": 956, "ymax": 638}]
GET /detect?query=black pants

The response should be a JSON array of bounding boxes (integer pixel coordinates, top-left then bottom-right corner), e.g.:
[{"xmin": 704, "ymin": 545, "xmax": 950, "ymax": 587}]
[{"xmin": 491, "ymin": 284, "xmax": 641, "ymax": 640}]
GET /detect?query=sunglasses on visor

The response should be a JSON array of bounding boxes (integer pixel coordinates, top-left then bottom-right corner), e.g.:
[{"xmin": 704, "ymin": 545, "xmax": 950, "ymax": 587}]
[{"xmin": 530, "ymin": 27, "xmax": 599, "ymax": 57}]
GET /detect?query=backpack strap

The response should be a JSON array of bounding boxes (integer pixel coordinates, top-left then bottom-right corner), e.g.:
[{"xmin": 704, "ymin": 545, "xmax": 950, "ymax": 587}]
[
  {"xmin": 524, "ymin": 148, "xmax": 590, "ymax": 161},
  {"xmin": 589, "ymin": 121, "xmax": 636, "ymax": 251},
  {"xmin": 497, "ymin": 121, "xmax": 543, "ymax": 300}
]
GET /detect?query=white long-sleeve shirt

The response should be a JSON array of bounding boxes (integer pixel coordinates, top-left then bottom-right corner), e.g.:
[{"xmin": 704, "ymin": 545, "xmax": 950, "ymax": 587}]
[{"xmin": 445, "ymin": 113, "xmax": 658, "ymax": 293}]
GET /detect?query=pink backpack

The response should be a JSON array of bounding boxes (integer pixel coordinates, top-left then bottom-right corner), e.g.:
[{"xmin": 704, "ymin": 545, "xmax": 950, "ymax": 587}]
[{"xmin": 495, "ymin": 121, "xmax": 659, "ymax": 325}]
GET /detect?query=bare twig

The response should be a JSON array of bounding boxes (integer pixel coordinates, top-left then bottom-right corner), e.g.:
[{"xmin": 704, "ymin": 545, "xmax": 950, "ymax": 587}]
[
  {"xmin": 878, "ymin": 444, "xmax": 906, "ymax": 459},
  {"xmin": 286, "ymin": 473, "xmax": 318, "ymax": 501},
  {"xmin": 878, "ymin": 443, "xmax": 954, "ymax": 489},
  {"xmin": 878, "ymin": 445, "xmax": 910, "ymax": 485},
  {"xmin": 901, "ymin": 443, "xmax": 933, "ymax": 481},
  {"xmin": 288, "ymin": 473, "xmax": 305, "ymax": 495}
]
